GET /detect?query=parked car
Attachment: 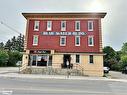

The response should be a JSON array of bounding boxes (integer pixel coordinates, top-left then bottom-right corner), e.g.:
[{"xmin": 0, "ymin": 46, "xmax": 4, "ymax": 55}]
[
  {"xmin": 103, "ymin": 67, "xmax": 110, "ymax": 73},
  {"xmin": 16, "ymin": 61, "xmax": 22, "ymax": 66},
  {"xmin": 122, "ymin": 66, "xmax": 127, "ymax": 74}
]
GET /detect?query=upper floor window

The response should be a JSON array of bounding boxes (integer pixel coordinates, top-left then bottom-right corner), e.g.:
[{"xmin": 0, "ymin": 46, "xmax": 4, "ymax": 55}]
[
  {"xmin": 47, "ymin": 21, "xmax": 52, "ymax": 31},
  {"xmin": 75, "ymin": 21, "xmax": 80, "ymax": 31},
  {"xmin": 33, "ymin": 35, "xmax": 38, "ymax": 46},
  {"xmin": 75, "ymin": 36, "xmax": 80, "ymax": 46},
  {"xmin": 88, "ymin": 36, "xmax": 94, "ymax": 46},
  {"xmin": 88, "ymin": 21, "xmax": 94, "ymax": 31},
  {"xmin": 61, "ymin": 21, "xmax": 66, "ymax": 31},
  {"xmin": 34, "ymin": 21, "xmax": 39, "ymax": 31},
  {"xmin": 60, "ymin": 36, "xmax": 66, "ymax": 46},
  {"xmin": 89, "ymin": 55, "xmax": 94, "ymax": 64}
]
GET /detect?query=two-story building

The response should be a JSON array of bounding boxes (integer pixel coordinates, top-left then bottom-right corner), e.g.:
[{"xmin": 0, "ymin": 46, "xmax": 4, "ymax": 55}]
[{"xmin": 22, "ymin": 12, "xmax": 106, "ymax": 76}]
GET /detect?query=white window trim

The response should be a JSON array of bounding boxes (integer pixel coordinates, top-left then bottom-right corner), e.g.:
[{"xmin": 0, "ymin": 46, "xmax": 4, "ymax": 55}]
[
  {"xmin": 76, "ymin": 54, "xmax": 81, "ymax": 64},
  {"xmin": 34, "ymin": 21, "xmax": 39, "ymax": 31},
  {"xmin": 88, "ymin": 21, "xmax": 93, "ymax": 31},
  {"xmin": 47, "ymin": 21, "xmax": 52, "ymax": 31},
  {"xmin": 33, "ymin": 35, "xmax": 39, "ymax": 46},
  {"xmin": 60, "ymin": 36, "xmax": 66, "ymax": 46},
  {"xmin": 88, "ymin": 36, "xmax": 94, "ymax": 46},
  {"xmin": 89, "ymin": 55, "xmax": 94, "ymax": 64},
  {"xmin": 75, "ymin": 36, "xmax": 80, "ymax": 46},
  {"xmin": 61, "ymin": 21, "xmax": 66, "ymax": 31},
  {"xmin": 75, "ymin": 21, "xmax": 80, "ymax": 31}
]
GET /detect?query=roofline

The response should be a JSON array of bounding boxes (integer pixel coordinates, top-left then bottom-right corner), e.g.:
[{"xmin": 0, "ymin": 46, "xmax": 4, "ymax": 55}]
[{"xmin": 22, "ymin": 12, "xmax": 107, "ymax": 19}]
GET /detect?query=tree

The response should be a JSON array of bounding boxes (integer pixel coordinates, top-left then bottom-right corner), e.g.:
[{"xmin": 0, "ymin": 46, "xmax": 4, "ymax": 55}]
[
  {"xmin": 4, "ymin": 34, "xmax": 24, "ymax": 52},
  {"xmin": 5, "ymin": 39, "xmax": 12, "ymax": 50},
  {"xmin": 103, "ymin": 46, "xmax": 117, "ymax": 68},
  {"xmin": 16, "ymin": 34, "xmax": 24, "ymax": 52},
  {"xmin": 0, "ymin": 42, "xmax": 4, "ymax": 49},
  {"xmin": 7, "ymin": 51, "xmax": 22, "ymax": 66},
  {"xmin": 120, "ymin": 55, "xmax": 127, "ymax": 68},
  {"xmin": 121, "ymin": 42, "xmax": 127, "ymax": 55},
  {"xmin": 0, "ymin": 49, "xmax": 9, "ymax": 66}
]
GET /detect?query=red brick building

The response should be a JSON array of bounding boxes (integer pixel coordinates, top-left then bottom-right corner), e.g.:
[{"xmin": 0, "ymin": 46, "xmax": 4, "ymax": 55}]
[{"xmin": 22, "ymin": 12, "xmax": 106, "ymax": 76}]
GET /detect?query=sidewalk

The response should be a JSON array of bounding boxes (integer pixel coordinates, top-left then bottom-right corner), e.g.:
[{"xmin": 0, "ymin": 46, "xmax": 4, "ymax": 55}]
[
  {"xmin": 0, "ymin": 72, "xmax": 107, "ymax": 80},
  {"xmin": 0, "ymin": 72, "xmax": 127, "ymax": 83},
  {"xmin": 0, "ymin": 67, "xmax": 127, "ymax": 82}
]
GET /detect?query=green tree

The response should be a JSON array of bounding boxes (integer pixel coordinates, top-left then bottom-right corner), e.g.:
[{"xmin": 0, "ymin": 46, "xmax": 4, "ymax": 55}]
[
  {"xmin": 5, "ymin": 39, "xmax": 12, "ymax": 50},
  {"xmin": 103, "ymin": 46, "xmax": 117, "ymax": 68},
  {"xmin": 4, "ymin": 34, "xmax": 24, "ymax": 52},
  {"xmin": 16, "ymin": 34, "xmax": 24, "ymax": 52},
  {"xmin": 7, "ymin": 51, "xmax": 22, "ymax": 66},
  {"xmin": 0, "ymin": 49, "xmax": 9, "ymax": 66},
  {"xmin": 0, "ymin": 42, "xmax": 4, "ymax": 49},
  {"xmin": 121, "ymin": 42, "xmax": 127, "ymax": 55},
  {"xmin": 120, "ymin": 55, "xmax": 127, "ymax": 68}
]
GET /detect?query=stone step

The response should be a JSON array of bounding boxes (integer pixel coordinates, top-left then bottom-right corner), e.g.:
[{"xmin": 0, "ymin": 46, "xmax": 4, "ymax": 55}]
[{"xmin": 21, "ymin": 67, "xmax": 84, "ymax": 76}]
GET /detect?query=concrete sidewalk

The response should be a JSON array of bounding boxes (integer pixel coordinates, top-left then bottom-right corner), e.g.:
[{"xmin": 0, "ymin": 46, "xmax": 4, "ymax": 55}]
[
  {"xmin": 0, "ymin": 72, "xmax": 106, "ymax": 80},
  {"xmin": 0, "ymin": 67, "xmax": 127, "ymax": 83},
  {"xmin": 0, "ymin": 72, "xmax": 127, "ymax": 83},
  {"xmin": 0, "ymin": 67, "xmax": 19, "ymax": 74}
]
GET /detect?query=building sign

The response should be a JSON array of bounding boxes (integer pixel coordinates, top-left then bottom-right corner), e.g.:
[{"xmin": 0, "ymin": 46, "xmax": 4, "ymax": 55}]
[
  {"xmin": 41, "ymin": 32, "xmax": 87, "ymax": 36},
  {"xmin": 30, "ymin": 50, "xmax": 51, "ymax": 54}
]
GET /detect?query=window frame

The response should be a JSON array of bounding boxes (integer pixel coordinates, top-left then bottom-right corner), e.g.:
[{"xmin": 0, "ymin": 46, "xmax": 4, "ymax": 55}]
[
  {"xmin": 75, "ymin": 36, "xmax": 80, "ymax": 46},
  {"xmin": 75, "ymin": 21, "xmax": 80, "ymax": 31},
  {"xmin": 34, "ymin": 21, "xmax": 40, "ymax": 31},
  {"xmin": 89, "ymin": 55, "xmax": 94, "ymax": 64},
  {"xmin": 33, "ymin": 35, "xmax": 39, "ymax": 46},
  {"xmin": 61, "ymin": 21, "xmax": 66, "ymax": 31},
  {"xmin": 88, "ymin": 21, "xmax": 94, "ymax": 31},
  {"xmin": 88, "ymin": 36, "xmax": 94, "ymax": 46},
  {"xmin": 47, "ymin": 21, "xmax": 52, "ymax": 31},
  {"xmin": 60, "ymin": 36, "xmax": 66, "ymax": 46},
  {"xmin": 76, "ymin": 54, "xmax": 80, "ymax": 63}
]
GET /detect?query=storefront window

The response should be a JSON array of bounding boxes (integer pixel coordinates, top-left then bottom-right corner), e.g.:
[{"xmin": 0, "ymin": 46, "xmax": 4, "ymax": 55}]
[{"xmin": 30, "ymin": 55, "xmax": 50, "ymax": 66}]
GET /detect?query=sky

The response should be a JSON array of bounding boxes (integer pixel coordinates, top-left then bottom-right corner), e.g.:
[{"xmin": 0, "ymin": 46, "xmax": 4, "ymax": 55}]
[{"xmin": 0, "ymin": 0, "xmax": 127, "ymax": 51}]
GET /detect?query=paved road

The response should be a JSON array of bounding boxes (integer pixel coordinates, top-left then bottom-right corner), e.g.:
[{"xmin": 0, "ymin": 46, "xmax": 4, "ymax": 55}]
[{"xmin": 0, "ymin": 77, "xmax": 127, "ymax": 95}]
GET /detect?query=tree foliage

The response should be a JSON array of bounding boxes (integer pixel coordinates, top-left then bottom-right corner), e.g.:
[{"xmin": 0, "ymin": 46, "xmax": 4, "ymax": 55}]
[
  {"xmin": 121, "ymin": 42, "xmax": 127, "ymax": 55},
  {"xmin": 0, "ymin": 42, "xmax": 4, "ymax": 49},
  {"xmin": 0, "ymin": 34, "xmax": 24, "ymax": 67},
  {"xmin": 7, "ymin": 51, "xmax": 22, "ymax": 66},
  {"xmin": 0, "ymin": 49, "xmax": 9, "ymax": 66},
  {"xmin": 103, "ymin": 46, "xmax": 118, "ymax": 68},
  {"xmin": 5, "ymin": 34, "xmax": 24, "ymax": 52}
]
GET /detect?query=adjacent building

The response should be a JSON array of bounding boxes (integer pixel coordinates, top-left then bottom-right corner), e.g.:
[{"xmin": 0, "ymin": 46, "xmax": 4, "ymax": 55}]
[{"xmin": 22, "ymin": 12, "xmax": 106, "ymax": 76}]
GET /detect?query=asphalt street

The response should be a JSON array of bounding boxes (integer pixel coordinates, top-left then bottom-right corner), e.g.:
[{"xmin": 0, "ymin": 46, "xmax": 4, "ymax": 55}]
[{"xmin": 0, "ymin": 77, "xmax": 127, "ymax": 95}]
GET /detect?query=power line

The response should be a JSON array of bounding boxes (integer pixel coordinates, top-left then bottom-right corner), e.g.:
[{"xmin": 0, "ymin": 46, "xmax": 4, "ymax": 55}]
[{"xmin": 0, "ymin": 21, "xmax": 23, "ymax": 35}]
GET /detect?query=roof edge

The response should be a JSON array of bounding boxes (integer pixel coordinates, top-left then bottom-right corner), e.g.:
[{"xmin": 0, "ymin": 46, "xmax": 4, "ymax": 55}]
[{"xmin": 22, "ymin": 12, "xmax": 107, "ymax": 19}]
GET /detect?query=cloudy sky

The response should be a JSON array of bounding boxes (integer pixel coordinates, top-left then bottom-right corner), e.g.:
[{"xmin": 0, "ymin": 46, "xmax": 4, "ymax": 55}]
[{"xmin": 0, "ymin": 0, "xmax": 127, "ymax": 51}]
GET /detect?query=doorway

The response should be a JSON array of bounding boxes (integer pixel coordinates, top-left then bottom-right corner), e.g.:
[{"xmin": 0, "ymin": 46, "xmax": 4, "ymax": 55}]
[{"xmin": 63, "ymin": 54, "xmax": 71, "ymax": 68}]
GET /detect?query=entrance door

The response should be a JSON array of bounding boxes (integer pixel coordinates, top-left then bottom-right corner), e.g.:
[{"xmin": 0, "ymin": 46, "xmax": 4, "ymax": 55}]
[{"xmin": 63, "ymin": 54, "xmax": 71, "ymax": 68}]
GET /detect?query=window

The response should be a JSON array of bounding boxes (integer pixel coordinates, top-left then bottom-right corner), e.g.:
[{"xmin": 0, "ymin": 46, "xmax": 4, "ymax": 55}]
[
  {"xmin": 75, "ymin": 36, "xmax": 80, "ymax": 46},
  {"xmin": 88, "ymin": 36, "xmax": 94, "ymax": 46},
  {"xmin": 33, "ymin": 35, "xmax": 38, "ymax": 46},
  {"xmin": 61, "ymin": 21, "xmax": 66, "ymax": 31},
  {"xmin": 88, "ymin": 21, "xmax": 93, "ymax": 31},
  {"xmin": 89, "ymin": 55, "xmax": 93, "ymax": 64},
  {"xmin": 60, "ymin": 36, "xmax": 66, "ymax": 46},
  {"xmin": 47, "ymin": 21, "xmax": 52, "ymax": 31},
  {"xmin": 34, "ymin": 21, "xmax": 39, "ymax": 31},
  {"xmin": 75, "ymin": 21, "xmax": 80, "ymax": 31},
  {"xmin": 76, "ymin": 55, "xmax": 80, "ymax": 63}
]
